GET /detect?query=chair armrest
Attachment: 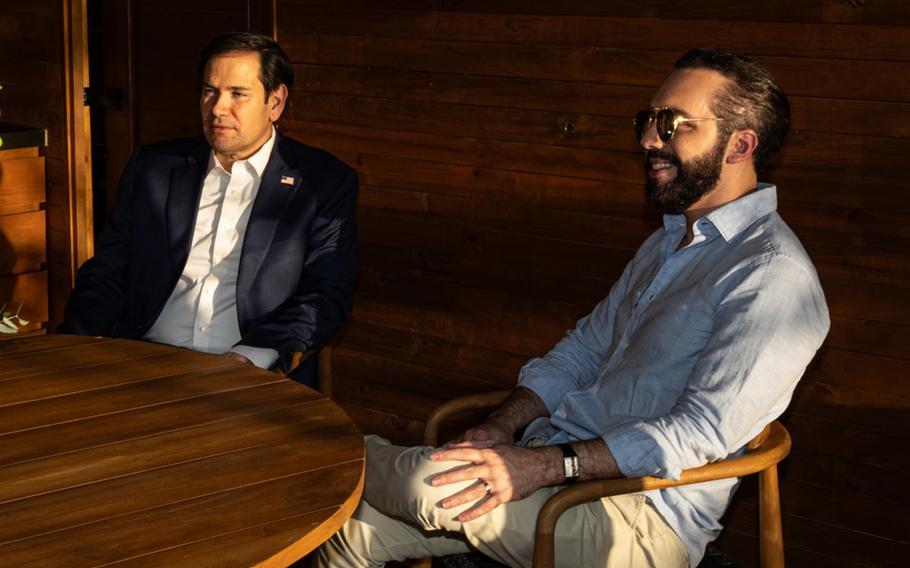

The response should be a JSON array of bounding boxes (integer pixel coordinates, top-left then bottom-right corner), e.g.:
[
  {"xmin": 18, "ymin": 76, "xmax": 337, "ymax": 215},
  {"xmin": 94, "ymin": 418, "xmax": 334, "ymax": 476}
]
[
  {"xmin": 532, "ymin": 421, "xmax": 791, "ymax": 568},
  {"xmin": 270, "ymin": 345, "xmax": 334, "ymax": 396},
  {"xmin": 423, "ymin": 390, "xmax": 512, "ymax": 446},
  {"xmin": 271, "ymin": 349, "xmax": 317, "ymax": 375}
]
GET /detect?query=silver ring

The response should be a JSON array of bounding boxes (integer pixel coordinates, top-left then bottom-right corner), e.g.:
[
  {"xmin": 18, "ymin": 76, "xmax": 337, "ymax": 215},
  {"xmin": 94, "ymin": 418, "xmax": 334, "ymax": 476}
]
[{"xmin": 481, "ymin": 480, "xmax": 493, "ymax": 495}]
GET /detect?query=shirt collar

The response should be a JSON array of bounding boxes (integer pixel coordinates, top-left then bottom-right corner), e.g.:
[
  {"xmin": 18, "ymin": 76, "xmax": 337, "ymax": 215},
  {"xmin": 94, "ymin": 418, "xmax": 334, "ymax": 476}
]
[
  {"xmin": 208, "ymin": 125, "xmax": 276, "ymax": 178},
  {"xmin": 661, "ymin": 183, "xmax": 778, "ymax": 243},
  {"xmin": 705, "ymin": 183, "xmax": 778, "ymax": 241}
]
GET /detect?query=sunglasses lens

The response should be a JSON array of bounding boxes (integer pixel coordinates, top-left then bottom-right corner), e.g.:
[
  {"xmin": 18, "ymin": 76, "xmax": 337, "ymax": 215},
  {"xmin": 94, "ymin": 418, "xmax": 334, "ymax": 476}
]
[
  {"xmin": 633, "ymin": 110, "xmax": 653, "ymax": 141},
  {"xmin": 655, "ymin": 109, "xmax": 677, "ymax": 142}
]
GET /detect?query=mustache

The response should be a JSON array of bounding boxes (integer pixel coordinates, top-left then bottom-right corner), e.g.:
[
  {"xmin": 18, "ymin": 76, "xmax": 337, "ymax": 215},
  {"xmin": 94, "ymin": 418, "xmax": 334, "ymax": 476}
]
[{"xmin": 645, "ymin": 149, "xmax": 682, "ymax": 168}]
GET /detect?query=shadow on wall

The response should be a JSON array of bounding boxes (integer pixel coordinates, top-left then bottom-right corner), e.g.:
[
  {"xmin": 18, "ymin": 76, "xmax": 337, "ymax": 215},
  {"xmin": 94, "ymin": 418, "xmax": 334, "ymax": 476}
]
[
  {"xmin": 715, "ymin": 386, "xmax": 909, "ymax": 568},
  {"xmin": 0, "ymin": 228, "xmax": 15, "ymax": 275},
  {"xmin": 0, "ymin": 156, "xmax": 14, "ymax": 274}
]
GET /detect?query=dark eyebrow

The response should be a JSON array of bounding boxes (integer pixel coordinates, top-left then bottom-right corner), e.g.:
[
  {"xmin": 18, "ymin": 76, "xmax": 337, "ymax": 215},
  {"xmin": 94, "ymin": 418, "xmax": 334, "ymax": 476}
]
[
  {"xmin": 647, "ymin": 105, "xmax": 694, "ymax": 118},
  {"xmin": 200, "ymin": 82, "xmax": 252, "ymax": 92},
  {"xmin": 667, "ymin": 106, "xmax": 692, "ymax": 118}
]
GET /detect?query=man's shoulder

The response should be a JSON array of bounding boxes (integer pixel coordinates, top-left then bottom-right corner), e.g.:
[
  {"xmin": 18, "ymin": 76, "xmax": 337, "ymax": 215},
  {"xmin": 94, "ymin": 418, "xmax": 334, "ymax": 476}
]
[
  {"xmin": 738, "ymin": 211, "xmax": 812, "ymax": 265},
  {"xmin": 134, "ymin": 136, "xmax": 209, "ymax": 165},
  {"xmin": 273, "ymin": 132, "xmax": 355, "ymax": 178}
]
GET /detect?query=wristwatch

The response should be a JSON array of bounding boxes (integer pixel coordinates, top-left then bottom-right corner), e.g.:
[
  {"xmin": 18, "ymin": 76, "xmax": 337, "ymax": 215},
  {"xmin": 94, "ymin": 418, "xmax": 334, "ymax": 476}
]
[{"xmin": 558, "ymin": 443, "xmax": 580, "ymax": 484}]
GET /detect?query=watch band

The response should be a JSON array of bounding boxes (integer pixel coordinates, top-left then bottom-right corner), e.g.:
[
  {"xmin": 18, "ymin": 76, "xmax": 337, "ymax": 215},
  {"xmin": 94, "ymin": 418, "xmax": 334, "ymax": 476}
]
[{"xmin": 558, "ymin": 443, "xmax": 580, "ymax": 484}]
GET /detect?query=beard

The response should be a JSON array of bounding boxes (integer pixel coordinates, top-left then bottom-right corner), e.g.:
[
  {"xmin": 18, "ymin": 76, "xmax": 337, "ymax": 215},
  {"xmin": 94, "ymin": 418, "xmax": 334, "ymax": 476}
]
[{"xmin": 645, "ymin": 135, "xmax": 727, "ymax": 214}]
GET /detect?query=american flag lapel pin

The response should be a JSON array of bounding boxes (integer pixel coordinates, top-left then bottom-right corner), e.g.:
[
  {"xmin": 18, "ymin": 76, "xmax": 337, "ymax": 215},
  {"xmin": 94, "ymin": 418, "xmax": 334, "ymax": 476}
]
[{"xmin": 280, "ymin": 175, "xmax": 295, "ymax": 186}]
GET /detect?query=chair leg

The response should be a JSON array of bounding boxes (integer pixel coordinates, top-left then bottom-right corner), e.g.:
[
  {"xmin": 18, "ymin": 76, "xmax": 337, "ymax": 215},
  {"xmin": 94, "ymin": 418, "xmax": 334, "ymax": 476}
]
[
  {"xmin": 318, "ymin": 345, "xmax": 333, "ymax": 397},
  {"xmin": 758, "ymin": 465, "xmax": 785, "ymax": 568}
]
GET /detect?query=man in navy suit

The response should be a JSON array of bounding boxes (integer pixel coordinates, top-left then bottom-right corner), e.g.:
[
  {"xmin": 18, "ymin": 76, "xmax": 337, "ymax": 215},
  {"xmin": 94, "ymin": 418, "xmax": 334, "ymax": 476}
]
[{"xmin": 59, "ymin": 32, "xmax": 358, "ymax": 387}]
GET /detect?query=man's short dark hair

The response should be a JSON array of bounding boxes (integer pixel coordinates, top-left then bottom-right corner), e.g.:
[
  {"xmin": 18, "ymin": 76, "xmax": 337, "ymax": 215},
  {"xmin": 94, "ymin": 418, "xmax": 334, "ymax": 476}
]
[
  {"xmin": 675, "ymin": 48, "xmax": 789, "ymax": 174},
  {"xmin": 199, "ymin": 31, "xmax": 294, "ymax": 99}
]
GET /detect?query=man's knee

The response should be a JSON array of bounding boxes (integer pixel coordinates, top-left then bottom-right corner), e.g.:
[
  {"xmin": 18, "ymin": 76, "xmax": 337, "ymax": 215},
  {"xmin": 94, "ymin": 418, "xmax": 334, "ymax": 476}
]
[
  {"xmin": 314, "ymin": 500, "xmax": 396, "ymax": 568},
  {"xmin": 363, "ymin": 435, "xmax": 430, "ymax": 502},
  {"xmin": 362, "ymin": 435, "xmax": 473, "ymax": 532}
]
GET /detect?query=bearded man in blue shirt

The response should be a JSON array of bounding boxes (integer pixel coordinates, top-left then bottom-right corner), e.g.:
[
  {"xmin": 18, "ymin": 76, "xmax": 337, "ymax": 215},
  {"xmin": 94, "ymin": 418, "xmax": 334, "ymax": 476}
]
[{"xmin": 315, "ymin": 48, "xmax": 830, "ymax": 568}]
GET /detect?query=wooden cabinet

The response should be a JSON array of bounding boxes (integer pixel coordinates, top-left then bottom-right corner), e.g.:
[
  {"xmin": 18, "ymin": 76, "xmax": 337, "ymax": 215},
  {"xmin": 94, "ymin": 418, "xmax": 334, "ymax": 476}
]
[{"xmin": 0, "ymin": 124, "xmax": 48, "ymax": 337}]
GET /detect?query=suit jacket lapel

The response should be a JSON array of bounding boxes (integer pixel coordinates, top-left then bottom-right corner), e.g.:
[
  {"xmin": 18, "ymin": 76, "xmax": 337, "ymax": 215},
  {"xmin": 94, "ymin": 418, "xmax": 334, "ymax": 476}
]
[
  {"xmin": 165, "ymin": 144, "xmax": 208, "ymax": 274},
  {"xmin": 238, "ymin": 133, "xmax": 302, "ymax": 302}
]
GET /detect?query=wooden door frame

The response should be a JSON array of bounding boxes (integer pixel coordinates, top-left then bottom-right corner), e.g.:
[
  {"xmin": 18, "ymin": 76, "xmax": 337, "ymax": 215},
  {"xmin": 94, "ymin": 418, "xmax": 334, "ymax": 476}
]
[{"xmin": 62, "ymin": 0, "xmax": 93, "ymax": 268}]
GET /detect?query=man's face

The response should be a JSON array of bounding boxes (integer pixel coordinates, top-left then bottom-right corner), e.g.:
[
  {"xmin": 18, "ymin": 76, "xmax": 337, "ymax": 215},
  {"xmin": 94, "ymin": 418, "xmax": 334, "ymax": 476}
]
[
  {"xmin": 640, "ymin": 69, "xmax": 730, "ymax": 214},
  {"xmin": 644, "ymin": 131, "xmax": 727, "ymax": 214},
  {"xmin": 200, "ymin": 51, "xmax": 285, "ymax": 164}
]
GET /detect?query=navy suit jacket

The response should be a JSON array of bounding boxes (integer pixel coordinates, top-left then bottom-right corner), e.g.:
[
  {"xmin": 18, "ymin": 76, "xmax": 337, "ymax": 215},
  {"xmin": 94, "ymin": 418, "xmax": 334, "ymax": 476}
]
[{"xmin": 59, "ymin": 131, "xmax": 358, "ymax": 376}]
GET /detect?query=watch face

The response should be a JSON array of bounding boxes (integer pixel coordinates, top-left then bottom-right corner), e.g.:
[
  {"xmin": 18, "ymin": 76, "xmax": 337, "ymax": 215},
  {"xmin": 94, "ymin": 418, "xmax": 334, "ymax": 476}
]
[
  {"xmin": 559, "ymin": 443, "xmax": 580, "ymax": 482},
  {"xmin": 564, "ymin": 456, "xmax": 580, "ymax": 480}
]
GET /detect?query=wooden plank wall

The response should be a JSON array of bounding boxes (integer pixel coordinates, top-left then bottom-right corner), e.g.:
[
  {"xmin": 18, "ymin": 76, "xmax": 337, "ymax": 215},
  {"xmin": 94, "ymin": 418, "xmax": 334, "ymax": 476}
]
[
  {"xmin": 129, "ymin": 0, "xmax": 258, "ymax": 146},
  {"xmin": 274, "ymin": 2, "xmax": 910, "ymax": 567}
]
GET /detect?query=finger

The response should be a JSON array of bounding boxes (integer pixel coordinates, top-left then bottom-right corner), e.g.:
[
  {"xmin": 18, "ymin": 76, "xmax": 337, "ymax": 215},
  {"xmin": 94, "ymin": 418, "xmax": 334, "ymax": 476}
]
[
  {"xmin": 462, "ymin": 429, "xmax": 492, "ymax": 441},
  {"xmin": 430, "ymin": 447, "xmax": 486, "ymax": 463},
  {"xmin": 460, "ymin": 428, "xmax": 482, "ymax": 438},
  {"xmin": 443, "ymin": 439, "xmax": 496, "ymax": 450},
  {"xmin": 438, "ymin": 480, "xmax": 489, "ymax": 509},
  {"xmin": 430, "ymin": 464, "xmax": 485, "ymax": 488},
  {"xmin": 457, "ymin": 494, "xmax": 501, "ymax": 523}
]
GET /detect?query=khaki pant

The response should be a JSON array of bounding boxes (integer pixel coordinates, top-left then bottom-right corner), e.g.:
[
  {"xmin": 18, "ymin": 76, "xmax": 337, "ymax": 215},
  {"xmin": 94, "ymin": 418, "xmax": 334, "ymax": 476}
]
[{"xmin": 314, "ymin": 436, "xmax": 687, "ymax": 568}]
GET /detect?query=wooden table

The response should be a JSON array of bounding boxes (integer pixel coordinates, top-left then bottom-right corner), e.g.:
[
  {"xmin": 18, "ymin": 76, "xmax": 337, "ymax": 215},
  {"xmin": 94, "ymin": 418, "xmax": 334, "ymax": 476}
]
[{"xmin": 0, "ymin": 334, "xmax": 364, "ymax": 567}]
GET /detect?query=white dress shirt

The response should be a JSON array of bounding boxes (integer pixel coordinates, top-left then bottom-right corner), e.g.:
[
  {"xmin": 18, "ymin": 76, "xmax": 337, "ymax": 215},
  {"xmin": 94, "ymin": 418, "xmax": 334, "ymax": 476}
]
[{"xmin": 145, "ymin": 128, "xmax": 278, "ymax": 369}]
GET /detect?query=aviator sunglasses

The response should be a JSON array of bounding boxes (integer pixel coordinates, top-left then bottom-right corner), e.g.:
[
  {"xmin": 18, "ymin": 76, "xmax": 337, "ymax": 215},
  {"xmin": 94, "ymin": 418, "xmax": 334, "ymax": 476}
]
[{"xmin": 633, "ymin": 107, "xmax": 724, "ymax": 143}]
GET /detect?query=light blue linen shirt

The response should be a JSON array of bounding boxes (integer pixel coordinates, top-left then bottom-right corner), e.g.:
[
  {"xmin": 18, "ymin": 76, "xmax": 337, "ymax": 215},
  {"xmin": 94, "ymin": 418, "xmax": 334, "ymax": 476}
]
[{"xmin": 518, "ymin": 184, "xmax": 829, "ymax": 566}]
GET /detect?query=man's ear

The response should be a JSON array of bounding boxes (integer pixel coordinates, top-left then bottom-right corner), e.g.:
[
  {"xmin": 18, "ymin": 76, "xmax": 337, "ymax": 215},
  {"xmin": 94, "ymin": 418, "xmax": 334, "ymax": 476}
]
[
  {"xmin": 726, "ymin": 129, "xmax": 759, "ymax": 164},
  {"xmin": 268, "ymin": 84, "xmax": 288, "ymax": 122}
]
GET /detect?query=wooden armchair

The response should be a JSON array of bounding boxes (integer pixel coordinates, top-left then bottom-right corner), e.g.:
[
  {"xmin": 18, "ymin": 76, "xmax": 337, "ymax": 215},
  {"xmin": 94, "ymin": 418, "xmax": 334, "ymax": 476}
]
[
  {"xmin": 272, "ymin": 345, "xmax": 335, "ymax": 396},
  {"xmin": 422, "ymin": 390, "xmax": 792, "ymax": 568}
]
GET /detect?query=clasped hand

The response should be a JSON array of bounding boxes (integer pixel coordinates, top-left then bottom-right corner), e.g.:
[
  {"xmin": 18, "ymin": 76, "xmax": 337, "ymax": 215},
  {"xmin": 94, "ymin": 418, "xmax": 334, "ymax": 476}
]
[{"xmin": 429, "ymin": 422, "xmax": 549, "ymax": 523}]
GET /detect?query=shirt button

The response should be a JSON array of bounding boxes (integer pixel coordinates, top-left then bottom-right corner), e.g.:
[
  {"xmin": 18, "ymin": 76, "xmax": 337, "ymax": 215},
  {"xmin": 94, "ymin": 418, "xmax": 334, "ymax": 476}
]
[{"xmin": 198, "ymin": 325, "xmax": 207, "ymax": 331}]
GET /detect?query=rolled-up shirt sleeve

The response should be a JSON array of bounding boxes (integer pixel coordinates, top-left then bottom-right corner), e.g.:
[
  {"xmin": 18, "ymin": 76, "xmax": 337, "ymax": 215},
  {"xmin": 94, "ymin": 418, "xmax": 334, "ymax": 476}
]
[
  {"xmin": 519, "ymin": 261, "xmax": 634, "ymax": 414},
  {"xmin": 604, "ymin": 253, "xmax": 830, "ymax": 480}
]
